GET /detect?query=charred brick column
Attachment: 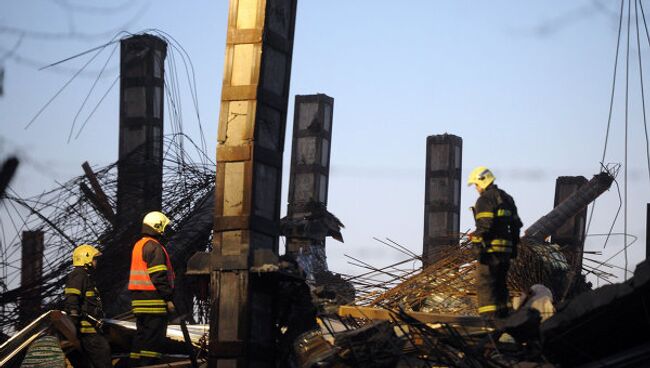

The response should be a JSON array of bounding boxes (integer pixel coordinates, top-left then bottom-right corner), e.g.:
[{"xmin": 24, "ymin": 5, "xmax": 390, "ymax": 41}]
[
  {"xmin": 285, "ymin": 94, "xmax": 334, "ymax": 274},
  {"xmin": 116, "ymin": 34, "xmax": 167, "ymax": 229},
  {"xmin": 551, "ymin": 176, "xmax": 588, "ymax": 270},
  {"xmin": 423, "ymin": 134, "xmax": 462, "ymax": 266},
  {"xmin": 19, "ymin": 230, "xmax": 43, "ymax": 328},
  {"xmin": 186, "ymin": 0, "xmax": 298, "ymax": 366},
  {"xmin": 101, "ymin": 34, "xmax": 167, "ymax": 315}
]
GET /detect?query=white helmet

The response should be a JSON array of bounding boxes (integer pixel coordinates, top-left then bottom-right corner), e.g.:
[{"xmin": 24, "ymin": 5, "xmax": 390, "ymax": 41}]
[{"xmin": 142, "ymin": 211, "xmax": 170, "ymax": 235}]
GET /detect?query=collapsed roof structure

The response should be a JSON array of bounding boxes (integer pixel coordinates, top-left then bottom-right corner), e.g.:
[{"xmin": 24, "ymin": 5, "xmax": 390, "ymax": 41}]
[{"xmin": 1, "ymin": 0, "xmax": 649, "ymax": 367}]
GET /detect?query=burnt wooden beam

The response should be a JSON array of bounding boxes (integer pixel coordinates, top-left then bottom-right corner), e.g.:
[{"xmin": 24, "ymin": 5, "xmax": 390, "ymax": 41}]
[
  {"xmin": 337, "ymin": 305, "xmax": 485, "ymax": 327},
  {"xmin": 81, "ymin": 161, "xmax": 115, "ymax": 223},
  {"xmin": 0, "ymin": 157, "xmax": 19, "ymax": 200},
  {"xmin": 80, "ymin": 183, "xmax": 116, "ymax": 226},
  {"xmin": 186, "ymin": 0, "xmax": 298, "ymax": 366}
]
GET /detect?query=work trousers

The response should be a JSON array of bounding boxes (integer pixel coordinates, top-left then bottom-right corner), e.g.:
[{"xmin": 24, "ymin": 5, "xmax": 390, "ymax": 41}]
[
  {"xmin": 67, "ymin": 333, "xmax": 112, "ymax": 368},
  {"xmin": 130, "ymin": 314, "xmax": 167, "ymax": 367},
  {"xmin": 476, "ymin": 253, "xmax": 511, "ymax": 319}
]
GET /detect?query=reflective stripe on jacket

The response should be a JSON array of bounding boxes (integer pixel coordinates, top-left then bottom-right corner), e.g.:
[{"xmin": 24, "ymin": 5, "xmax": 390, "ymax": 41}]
[{"xmin": 128, "ymin": 236, "xmax": 175, "ymax": 291}]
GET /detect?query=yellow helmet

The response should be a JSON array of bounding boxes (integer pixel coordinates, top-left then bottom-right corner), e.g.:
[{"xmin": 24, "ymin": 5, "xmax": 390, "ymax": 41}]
[
  {"xmin": 142, "ymin": 211, "xmax": 171, "ymax": 235},
  {"xmin": 467, "ymin": 166, "xmax": 495, "ymax": 190},
  {"xmin": 72, "ymin": 244, "xmax": 101, "ymax": 267}
]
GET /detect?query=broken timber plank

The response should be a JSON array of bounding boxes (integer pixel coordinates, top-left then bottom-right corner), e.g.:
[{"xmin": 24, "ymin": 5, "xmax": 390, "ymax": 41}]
[
  {"xmin": 81, "ymin": 161, "xmax": 115, "ymax": 222},
  {"xmin": 80, "ymin": 183, "xmax": 116, "ymax": 225},
  {"xmin": 0, "ymin": 157, "xmax": 19, "ymax": 200},
  {"xmin": 338, "ymin": 305, "xmax": 485, "ymax": 327}
]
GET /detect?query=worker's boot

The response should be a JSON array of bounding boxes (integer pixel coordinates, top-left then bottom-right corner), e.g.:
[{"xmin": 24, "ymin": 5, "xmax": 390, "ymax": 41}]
[{"xmin": 496, "ymin": 306, "xmax": 510, "ymax": 319}]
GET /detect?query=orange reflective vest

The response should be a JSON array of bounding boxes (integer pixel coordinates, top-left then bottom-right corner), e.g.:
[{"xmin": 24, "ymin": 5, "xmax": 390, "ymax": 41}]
[{"xmin": 128, "ymin": 236, "xmax": 175, "ymax": 291}]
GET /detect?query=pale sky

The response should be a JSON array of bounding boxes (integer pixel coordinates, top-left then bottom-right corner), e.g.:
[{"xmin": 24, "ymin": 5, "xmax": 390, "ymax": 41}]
[{"xmin": 1, "ymin": 0, "xmax": 648, "ymax": 286}]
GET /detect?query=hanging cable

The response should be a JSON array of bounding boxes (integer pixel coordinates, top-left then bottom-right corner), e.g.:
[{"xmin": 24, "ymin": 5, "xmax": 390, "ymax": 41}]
[
  {"xmin": 623, "ymin": 0, "xmax": 631, "ymax": 280},
  {"xmin": 39, "ymin": 38, "xmax": 122, "ymax": 70},
  {"xmin": 601, "ymin": 0, "xmax": 626, "ymax": 165},
  {"xmin": 67, "ymin": 43, "xmax": 118, "ymax": 143},
  {"xmin": 602, "ymin": 174, "xmax": 624, "ymax": 250},
  {"xmin": 168, "ymin": 46, "xmax": 185, "ymax": 162},
  {"xmin": 24, "ymin": 42, "xmax": 112, "ymax": 130},
  {"xmin": 637, "ymin": 0, "xmax": 650, "ymax": 184},
  {"xmin": 73, "ymin": 75, "xmax": 119, "ymax": 140},
  {"xmin": 584, "ymin": 226, "xmax": 638, "ymax": 278},
  {"xmin": 587, "ymin": 0, "xmax": 626, "ymax": 237},
  {"xmin": 149, "ymin": 29, "xmax": 209, "ymax": 165}
]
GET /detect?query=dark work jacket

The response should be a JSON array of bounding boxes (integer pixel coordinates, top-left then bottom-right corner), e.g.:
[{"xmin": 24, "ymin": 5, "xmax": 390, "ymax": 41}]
[
  {"xmin": 64, "ymin": 267, "xmax": 104, "ymax": 333},
  {"xmin": 472, "ymin": 184, "xmax": 523, "ymax": 257},
  {"xmin": 130, "ymin": 236, "xmax": 174, "ymax": 303}
]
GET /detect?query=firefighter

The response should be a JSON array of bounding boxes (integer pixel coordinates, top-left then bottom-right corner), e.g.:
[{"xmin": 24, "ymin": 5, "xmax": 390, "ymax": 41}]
[
  {"xmin": 128, "ymin": 211, "xmax": 175, "ymax": 366},
  {"xmin": 468, "ymin": 166, "xmax": 522, "ymax": 319},
  {"xmin": 63, "ymin": 244, "xmax": 112, "ymax": 368}
]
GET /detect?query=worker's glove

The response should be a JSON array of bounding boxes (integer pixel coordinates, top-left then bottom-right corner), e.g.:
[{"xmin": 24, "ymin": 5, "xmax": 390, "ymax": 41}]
[
  {"xmin": 88, "ymin": 315, "xmax": 105, "ymax": 333},
  {"xmin": 468, "ymin": 233, "xmax": 485, "ymax": 246},
  {"xmin": 96, "ymin": 320, "xmax": 105, "ymax": 333},
  {"xmin": 467, "ymin": 232, "xmax": 476, "ymax": 242},
  {"xmin": 166, "ymin": 301, "xmax": 176, "ymax": 314},
  {"xmin": 468, "ymin": 233, "xmax": 485, "ymax": 247}
]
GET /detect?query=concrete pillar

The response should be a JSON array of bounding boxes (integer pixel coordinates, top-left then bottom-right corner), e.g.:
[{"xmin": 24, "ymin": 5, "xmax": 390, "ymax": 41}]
[
  {"xmin": 423, "ymin": 134, "xmax": 462, "ymax": 266},
  {"xmin": 186, "ymin": 0, "xmax": 298, "ymax": 366},
  {"xmin": 19, "ymin": 231, "xmax": 44, "ymax": 328},
  {"xmin": 100, "ymin": 34, "xmax": 167, "ymax": 316},
  {"xmin": 285, "ymin": 94, "xmax": 334, "ymax": 273},
  {"xmin": 116, "ymin": 34, "xmax": 167, "ymax": 228},
  {"xmin": 551, "ymin": 176, "xmax": 588, "ymax": 270}
]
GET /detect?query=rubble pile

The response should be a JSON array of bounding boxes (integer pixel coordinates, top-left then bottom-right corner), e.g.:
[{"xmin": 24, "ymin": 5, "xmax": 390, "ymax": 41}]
[
  {"xmin": 542, "ymin": 260, "xmax": 650, "ymax": 366},
  {"xmin": 355, "ymin": 238, "xmax": 572, "ymax": 316},
  {"xmin": 296, "ymin": 309, "xmax": 553, "ymax": 367}
]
